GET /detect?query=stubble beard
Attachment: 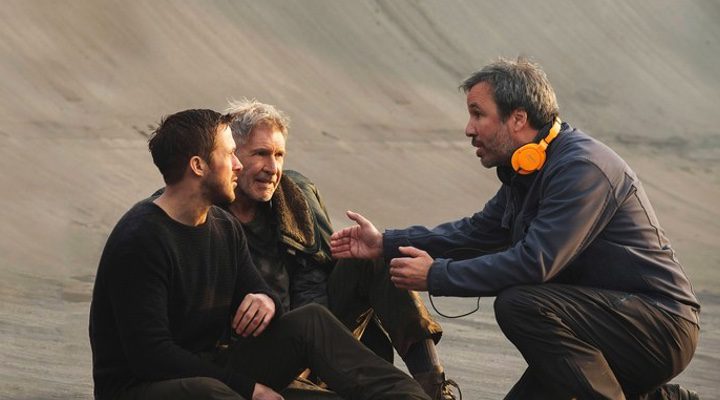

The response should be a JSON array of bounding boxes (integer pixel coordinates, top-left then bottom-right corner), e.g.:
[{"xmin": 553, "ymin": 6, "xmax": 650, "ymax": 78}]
[
  {"xmin": 203, "ymin": 174, "xmax": 235, "ymax": 206},
  {"xmin": 482, "ymin": 126, "xmax": 517, "ymax": 168}
]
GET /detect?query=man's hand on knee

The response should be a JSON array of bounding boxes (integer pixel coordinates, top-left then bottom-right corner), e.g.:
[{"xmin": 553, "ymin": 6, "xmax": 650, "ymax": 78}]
[{"xmin": 233, "ymin": 293, "xmax": 276, "ymax": 337}]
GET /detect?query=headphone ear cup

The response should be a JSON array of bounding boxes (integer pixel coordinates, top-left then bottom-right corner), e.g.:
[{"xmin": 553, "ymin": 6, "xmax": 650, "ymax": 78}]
[{"xmin": 511, "ymin": 143, "xmax": 547, "ymax": 175}]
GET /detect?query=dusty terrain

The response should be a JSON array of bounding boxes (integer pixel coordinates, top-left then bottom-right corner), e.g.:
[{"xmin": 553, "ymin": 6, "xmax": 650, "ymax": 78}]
[{"xmin": 1, "ymin": 1, "xmax": 718, "ymax": 399}]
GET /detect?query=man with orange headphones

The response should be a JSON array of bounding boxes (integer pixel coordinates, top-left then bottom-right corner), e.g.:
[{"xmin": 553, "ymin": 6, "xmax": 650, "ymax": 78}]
[{"xmin": 330, "ymin": 58, "xmax": 700, "ymax": 399}]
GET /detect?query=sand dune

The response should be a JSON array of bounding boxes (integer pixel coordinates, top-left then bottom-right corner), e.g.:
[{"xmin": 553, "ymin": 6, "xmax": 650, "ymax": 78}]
[{"xmin": 1, "ymin": 1, "xmax": 718, "ymax": 398}]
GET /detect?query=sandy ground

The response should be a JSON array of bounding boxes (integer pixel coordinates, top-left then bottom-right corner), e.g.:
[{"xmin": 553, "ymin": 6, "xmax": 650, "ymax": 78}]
[{"xmin": 1, "ymin": 1, "xmax": 718, "ymax": 399}]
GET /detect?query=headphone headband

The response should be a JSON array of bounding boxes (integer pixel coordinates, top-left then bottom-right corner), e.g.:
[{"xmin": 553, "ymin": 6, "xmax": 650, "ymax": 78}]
[{"xmin": 542, "ymin": 117, "xmax": 562, "ymax": 148}]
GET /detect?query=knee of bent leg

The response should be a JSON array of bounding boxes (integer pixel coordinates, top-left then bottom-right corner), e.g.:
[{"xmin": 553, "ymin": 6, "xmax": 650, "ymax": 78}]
[
  {"xmin": 177, "ymin": 377, "xmax": 240, "ymax": 400},
  {"xmin": 286, "ymin": 303, "xmax": 335, "ymax": 325},
  {"xmin": 494, "ymin": 286, "xmax": 538, "ymax": 331},
  {"xmin": 295, "ymin": 303, "xmax": 332, "ymax": 317}
]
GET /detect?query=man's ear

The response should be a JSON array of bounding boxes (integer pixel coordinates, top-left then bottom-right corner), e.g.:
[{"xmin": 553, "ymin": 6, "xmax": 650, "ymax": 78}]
[
  {"xmin": 188, "ymin": 155, "xmax": 207, "ymax": 177},
  {"xmin": 508, "ymin": 109, "xmax": 529, "ymax": 133}
]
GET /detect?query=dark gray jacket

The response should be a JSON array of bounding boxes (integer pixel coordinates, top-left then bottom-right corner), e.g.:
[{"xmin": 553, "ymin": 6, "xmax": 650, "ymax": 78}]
[
  {"xmin": 243, "ymin": 170, "xmax": 335, "ymax": 312},
  {"xmin": 384, "ymin": 123, "xmax": 700, "ymax": 324}
]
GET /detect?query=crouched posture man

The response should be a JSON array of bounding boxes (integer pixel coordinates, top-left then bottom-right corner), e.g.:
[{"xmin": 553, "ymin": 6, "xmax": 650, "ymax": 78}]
[
  {"xmin": 89, "ymin": 109, "xmax": 429, "ymax": 400},
  {"xmin": 331, "ymin": 58, "xmax": 700, "ymax": 400}
]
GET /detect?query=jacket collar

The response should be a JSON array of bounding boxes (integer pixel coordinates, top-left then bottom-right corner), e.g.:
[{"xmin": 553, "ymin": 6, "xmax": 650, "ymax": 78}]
[
  {"xmin": 272, "ymin": 175, "xmax": 316, "ymax": 250},
  {"xmin": 496, "ymin": 121, "xmax": 573, "ymax": 184}
]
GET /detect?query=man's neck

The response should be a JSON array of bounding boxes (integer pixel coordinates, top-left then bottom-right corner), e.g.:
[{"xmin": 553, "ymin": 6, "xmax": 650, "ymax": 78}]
[
  {"xmin": 228, "ymin": 195, "xmax": 260, "ymax": 224},
  {"xmin": 153, "ymin": 183, "xmax": 211, "ymax": 226}
]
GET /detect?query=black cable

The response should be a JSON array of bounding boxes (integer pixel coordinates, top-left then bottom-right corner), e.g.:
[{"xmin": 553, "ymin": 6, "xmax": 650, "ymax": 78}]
[{"xmin": 428, "ymin": 294, "xmax": 481, "ymax": 318}]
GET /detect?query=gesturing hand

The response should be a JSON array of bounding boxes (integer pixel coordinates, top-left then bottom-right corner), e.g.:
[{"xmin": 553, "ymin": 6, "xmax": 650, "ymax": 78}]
[
  {"xmin": 233, "ymin": 293, "xmax": 275, "ymax": 338},
  {"xmin": 389, "ymin": 246, "xmax": 433, "ymax": 291},
  {"xmin": 330, "ymin": 210, "xmax": 383, "ymax": 260}
]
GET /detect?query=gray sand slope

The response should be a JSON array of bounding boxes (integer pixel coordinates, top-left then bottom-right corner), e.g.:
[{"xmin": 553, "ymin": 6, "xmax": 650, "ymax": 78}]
[{"xmin": 1, "ymin": 1, "xmax": 718, "ymax": 398}]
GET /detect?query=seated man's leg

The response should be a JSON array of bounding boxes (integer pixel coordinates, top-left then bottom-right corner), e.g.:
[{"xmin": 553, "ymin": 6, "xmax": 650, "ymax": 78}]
[
  {"xmin": 328, "ymin": 258, "xmax": 454, "ymax": 399},
  {"xmin": 224, "ymin": 304, "xmax": 430, "ymax": 400},
  {"xmin": 116, "ymin": 377, "xmax": 244, "ymax": 400},
  {"xmin": 494, "ymin": 284, "xmax": 698, "ymax": 400},
  {"xmin": 360, "ymin": 314, "xmax": 395, "ymax": 363},
  {"xmin": 330, "ymin": 258, "xmax": 442, "ymax": 354}
]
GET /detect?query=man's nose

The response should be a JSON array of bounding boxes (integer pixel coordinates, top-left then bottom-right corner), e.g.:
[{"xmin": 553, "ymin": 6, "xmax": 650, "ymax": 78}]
[
  {"xmin": 232, "ymin": 155, "xmax": 243, "ymax": 172},
  {"xmin": 265, "ymin": 157, "xmax": 279, "ymax": 173},
  {"xmin": 465, "ymin": 121, "xmax": 475, "ymax": 137}
]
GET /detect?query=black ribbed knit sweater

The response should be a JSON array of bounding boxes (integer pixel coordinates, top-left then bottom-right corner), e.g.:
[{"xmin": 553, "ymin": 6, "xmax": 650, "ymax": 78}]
[{"xmin": 89, "ymin": 198, "xmax": 280, "ymax": 400}]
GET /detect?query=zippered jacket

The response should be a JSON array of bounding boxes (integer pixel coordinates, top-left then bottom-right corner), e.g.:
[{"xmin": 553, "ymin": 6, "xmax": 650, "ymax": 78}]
[
  {"xmin": 384, "ymin": 123, "xmax": 700, "ymax": 324},
  {"xmin": 243, "ymin": 170, "xmax": 336, "ymax": 311}
]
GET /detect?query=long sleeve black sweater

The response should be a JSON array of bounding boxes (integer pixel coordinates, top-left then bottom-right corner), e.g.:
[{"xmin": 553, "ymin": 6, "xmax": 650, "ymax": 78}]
[{"xmin": 89, "ymin": 198, "xmax": 281, "ymax": 400}]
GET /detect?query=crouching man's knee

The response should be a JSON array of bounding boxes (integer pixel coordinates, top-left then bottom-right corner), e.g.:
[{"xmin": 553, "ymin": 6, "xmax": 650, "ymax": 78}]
[{"xmin": 493, "ymin": 286, "xmax": 540, "ymax": 335}]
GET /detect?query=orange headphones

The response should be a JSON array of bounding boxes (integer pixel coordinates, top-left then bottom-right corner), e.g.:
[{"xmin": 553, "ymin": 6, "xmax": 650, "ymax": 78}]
[{"xmin": 511, "ymin": 117, "xmax": 562, "ymax": 175}]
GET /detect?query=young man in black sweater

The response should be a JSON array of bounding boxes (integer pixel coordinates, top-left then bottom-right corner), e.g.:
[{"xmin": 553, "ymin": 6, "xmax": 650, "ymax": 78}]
[{"xmin": 89, "ymin": 109, "xmax": 429, "ymax": 400}]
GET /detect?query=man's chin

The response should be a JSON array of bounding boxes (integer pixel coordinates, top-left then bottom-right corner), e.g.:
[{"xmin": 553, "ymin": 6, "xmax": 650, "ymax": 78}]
[
  {"xmin": 210, "ymin": 191, "xmax": 235, "ymax": 207},
  {"xmin": 232, "ymin": 189, "xmax": 273, "ymax": 204},
  {"xmin": 480, "ymin": 158, "xmax": 496, "ymax": 169},
  {"xmin": 252, "ymin": 184, "xmax": 277, "ymax": 201},
  {"xmin": 258, "ymin": 193, "xmax": 274, "ymax": 202},
  {"xmin": 252, "ymin": 188, "xmax": 275, "ymax": 203}
]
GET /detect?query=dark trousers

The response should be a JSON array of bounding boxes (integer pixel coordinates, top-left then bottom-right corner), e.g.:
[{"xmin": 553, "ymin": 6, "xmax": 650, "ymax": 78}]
[
  {"xmin": 115, "ymin": 304, "xmax": 429, "ymax": 400},
  {"xmin": 327, "ymin": 258, "xmax": 443, "ymax": 357},
  {"xmin": 494, "ymin": 284, "xmax": 698, "ymax": 400}
]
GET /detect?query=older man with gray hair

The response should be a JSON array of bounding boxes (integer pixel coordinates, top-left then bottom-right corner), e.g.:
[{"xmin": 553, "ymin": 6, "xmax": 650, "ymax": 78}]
[{"xmin": 224, "ymin": 98, "xmax": 459, "ymax": 400}]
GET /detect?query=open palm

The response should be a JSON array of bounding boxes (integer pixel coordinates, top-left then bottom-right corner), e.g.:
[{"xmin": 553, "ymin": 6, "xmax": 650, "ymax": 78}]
[{"xmin": 330, "ymin": 211, "xmax": 383, "ymax": 260}]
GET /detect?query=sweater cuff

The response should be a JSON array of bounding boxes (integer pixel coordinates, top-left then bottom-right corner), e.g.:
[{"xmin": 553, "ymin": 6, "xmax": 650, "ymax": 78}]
[
  {"xmin": 427, "ymin": 258, "xmax": 452, "ymax": 296},
  {"xmin": 383, "ymin": 229, "xmax": 412, "ymax": 262}
]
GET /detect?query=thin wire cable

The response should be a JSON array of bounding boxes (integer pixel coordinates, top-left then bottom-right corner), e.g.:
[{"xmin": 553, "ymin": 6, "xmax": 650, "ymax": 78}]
[{"xmin": 429, "ymin": 294, "xmax": 481, "ymax": 318}]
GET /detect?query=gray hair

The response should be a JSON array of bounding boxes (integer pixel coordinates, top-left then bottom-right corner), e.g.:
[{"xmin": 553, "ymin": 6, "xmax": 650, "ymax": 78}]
[
  {"xmin": 460, "ymin": 57, "xmax": 559, "ymax": 130},
  {"xmin": 224, "ymin": 98, "xmax": 290, "ymax": 144}
]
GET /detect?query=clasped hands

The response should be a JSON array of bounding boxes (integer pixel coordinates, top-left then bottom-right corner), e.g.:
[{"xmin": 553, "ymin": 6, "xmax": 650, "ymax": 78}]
[{"xmin": 330, "ymin": 210, "xmax": 433, "ymax": 291}]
